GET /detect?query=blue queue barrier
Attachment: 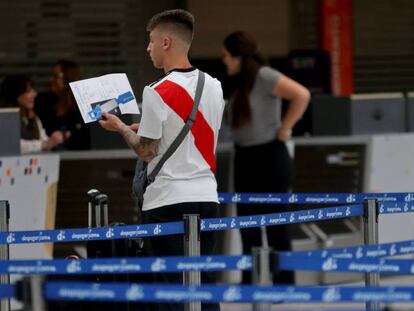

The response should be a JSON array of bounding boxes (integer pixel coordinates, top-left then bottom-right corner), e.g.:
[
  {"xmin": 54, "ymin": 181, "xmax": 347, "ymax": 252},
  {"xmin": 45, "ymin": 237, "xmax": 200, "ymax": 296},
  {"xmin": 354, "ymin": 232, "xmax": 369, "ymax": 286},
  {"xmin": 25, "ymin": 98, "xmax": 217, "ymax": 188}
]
[
  {"xmin": 2, "ymin": 192, "xmax": 414, "ymax": 309},
  {"xmin": 4, "ymin": 281, "xmax": 414, "ymax": 304}
]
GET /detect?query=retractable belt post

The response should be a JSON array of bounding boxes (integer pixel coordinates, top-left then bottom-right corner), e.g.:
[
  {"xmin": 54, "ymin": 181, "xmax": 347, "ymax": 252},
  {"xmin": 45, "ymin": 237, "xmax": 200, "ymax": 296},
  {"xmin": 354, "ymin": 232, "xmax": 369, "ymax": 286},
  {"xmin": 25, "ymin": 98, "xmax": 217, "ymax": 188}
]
[
  {"xmin": 87, "ymin": 189, "xmax": 100, "ymax": 228},
  {"xmin": 94, "ymin": 193, "xmax": 109, "ymax": 227},
  {"xmin": 252, "ymin": 247, "xmax": 276, "ymax": 311},
  {"xmin": 0, "ymin": 200, "xmax": 10, "ymax": 311},
  {"xmin": 183, "ymin": 214, "xmax": 201, "ymax": 311},
  {"xmin": 363, "ymin": 198, "xmax": 380, "ymax": 311},
  {"xmin": 17, "ymin": 276, "xmax": 46, "ymax": 311}
]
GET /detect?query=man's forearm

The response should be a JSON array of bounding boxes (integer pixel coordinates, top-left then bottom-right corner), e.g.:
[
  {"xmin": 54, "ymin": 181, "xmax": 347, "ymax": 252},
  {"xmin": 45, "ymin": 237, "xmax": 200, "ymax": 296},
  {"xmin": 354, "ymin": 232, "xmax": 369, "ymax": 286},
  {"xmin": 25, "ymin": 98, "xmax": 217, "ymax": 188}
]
[{"xmin": 119, "ymin": 124, "xmax": 158, "ymax": 162}]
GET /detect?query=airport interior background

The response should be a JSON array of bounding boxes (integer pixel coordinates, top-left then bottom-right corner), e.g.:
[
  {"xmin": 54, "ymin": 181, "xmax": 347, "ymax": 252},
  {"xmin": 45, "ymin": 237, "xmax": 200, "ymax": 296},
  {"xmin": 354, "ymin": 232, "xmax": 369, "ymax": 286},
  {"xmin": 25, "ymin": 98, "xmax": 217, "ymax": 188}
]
[{"xmin": 1, "ymin": 1, "xmax": 414, "ymax": 309}]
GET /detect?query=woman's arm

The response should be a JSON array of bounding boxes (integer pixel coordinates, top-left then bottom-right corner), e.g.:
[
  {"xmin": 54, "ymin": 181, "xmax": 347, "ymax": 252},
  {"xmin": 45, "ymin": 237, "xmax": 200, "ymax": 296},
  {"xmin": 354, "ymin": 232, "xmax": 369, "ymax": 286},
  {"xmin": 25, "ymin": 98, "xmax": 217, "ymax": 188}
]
[
  {"xmin": 20, "ymin": 139, "xmax": 43, "ymax": 154},
  {"xmin": 20, "ymin": 117, "xmax": 62, "ymax": 154},
  {"xmin": 272, "ymin": 76, "xmax": 310, "ymax": 141}
]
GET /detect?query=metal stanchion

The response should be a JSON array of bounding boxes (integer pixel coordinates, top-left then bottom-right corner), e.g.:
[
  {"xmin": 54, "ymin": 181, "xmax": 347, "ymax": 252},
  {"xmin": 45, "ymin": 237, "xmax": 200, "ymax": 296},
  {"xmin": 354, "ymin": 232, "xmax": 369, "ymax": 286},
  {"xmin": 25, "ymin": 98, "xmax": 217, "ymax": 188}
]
[
  {"xmin": 0, "ymin": 201, "xmax": 10, "ymax": 311},
  {"xmin": 94, "ymin": 193, "xmax": 109, "ymax": 227},
  {"xmin": 183, "ymin": 214, "xmax": 201, "ymax": 311},
  {"xmin": 87, "ymin": 189, "xmax": 100, "ymax": 228},
  {"xmin": 252, "ymin": 247, "xmax": 275, "ymax": 311},
  {"xmin": 363, "ymin": 198, "xmax": 380, "ymax": 311},
  {"xmin": 18, "ymin": 276, "xmax": 46, "ymax": 311}
]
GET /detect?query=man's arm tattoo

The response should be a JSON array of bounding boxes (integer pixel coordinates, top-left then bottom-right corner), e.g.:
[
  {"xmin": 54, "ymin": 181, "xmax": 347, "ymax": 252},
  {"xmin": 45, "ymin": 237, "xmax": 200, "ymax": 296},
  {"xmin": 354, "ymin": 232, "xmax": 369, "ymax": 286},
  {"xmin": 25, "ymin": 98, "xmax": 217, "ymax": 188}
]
[
  {"xmin": 120, "ymin": 125, "xmax": 159, "ymax": 162},
  {"xmin": 136, "ymin": 136, "xmax": 159, "ymax": 162}
]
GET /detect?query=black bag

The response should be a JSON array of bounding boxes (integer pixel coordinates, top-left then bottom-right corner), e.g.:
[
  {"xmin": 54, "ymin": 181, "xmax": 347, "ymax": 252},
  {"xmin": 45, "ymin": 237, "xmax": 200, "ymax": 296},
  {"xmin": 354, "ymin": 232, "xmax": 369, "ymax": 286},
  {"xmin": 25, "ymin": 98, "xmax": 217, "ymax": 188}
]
[
  {"xmin": 132, "ymin": 71, "xmax": 205, "ymax": 209},
  {"xmin": 132, "ymin": 159, "xmax": 148, "ymax": 209}
]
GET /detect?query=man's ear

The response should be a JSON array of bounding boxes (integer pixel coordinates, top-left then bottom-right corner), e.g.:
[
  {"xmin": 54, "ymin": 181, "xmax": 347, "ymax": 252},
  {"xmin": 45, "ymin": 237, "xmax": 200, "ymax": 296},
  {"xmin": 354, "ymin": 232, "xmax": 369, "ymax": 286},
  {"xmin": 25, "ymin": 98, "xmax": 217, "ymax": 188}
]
[{"xmin": 163, "ymin": 36, "xmax": 172, "ymax": 50}]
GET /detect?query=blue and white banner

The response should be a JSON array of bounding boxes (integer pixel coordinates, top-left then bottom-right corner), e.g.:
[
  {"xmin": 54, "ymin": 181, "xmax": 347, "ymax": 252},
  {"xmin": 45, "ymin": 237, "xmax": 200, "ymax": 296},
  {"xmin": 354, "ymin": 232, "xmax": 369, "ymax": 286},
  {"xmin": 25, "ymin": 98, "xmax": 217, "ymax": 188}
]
[
  {"xmin": 0, "ymin": 284, "xmax": 15, "ymax": 299},
  {"xmin": 201, "ymin": 205, "xmax": 363, "ymax": 231},
  {"xmin": 282, "ymin": 240, "xmax": 414, "ymax": 261},
  {"xmin": 280, "ymin": 256, "xmax": 414, "ymax": 274},
  {"xmin": 3, "ymin": 240, "xmax": 414, "ymax": 275},
  {"xmin": 44, "ymin": 282, "xmax": 414, "ymax": 303},
  {"xmin": 379, "ymin": 202, "xmax": 414, "ymax": 214},
  {"xmin": 0, "ymin": 222, "xmax": 184, "ymax": 245},
  {"xmin": 0, "ymin": 205, "xmax": 364, "ymax": 245},
  {"xmin": 3, "ymin": 194, "xmax": 414, "ymax": 246},
  {"xmin": 218, "ymin": 192, "xmax": 414, "ymax": 205},
  {"xmin": 0, "ymin": 255, "xmax": 252, "ymax": 275}
]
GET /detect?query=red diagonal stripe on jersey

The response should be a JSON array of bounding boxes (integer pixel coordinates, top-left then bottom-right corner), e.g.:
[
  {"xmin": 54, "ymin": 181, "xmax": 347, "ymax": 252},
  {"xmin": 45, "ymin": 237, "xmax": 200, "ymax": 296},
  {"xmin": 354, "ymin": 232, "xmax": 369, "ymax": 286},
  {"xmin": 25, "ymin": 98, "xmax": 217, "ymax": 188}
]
[{"xmin": 154, "ymin": 79, "xmax": 216, "ymax": 173}]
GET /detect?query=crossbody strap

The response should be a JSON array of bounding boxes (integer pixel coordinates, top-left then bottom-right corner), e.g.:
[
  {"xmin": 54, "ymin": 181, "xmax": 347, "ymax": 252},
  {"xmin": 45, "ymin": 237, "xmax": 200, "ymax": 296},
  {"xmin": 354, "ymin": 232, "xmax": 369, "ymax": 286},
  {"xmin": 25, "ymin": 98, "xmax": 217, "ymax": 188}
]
[{"xmin": 147, "ymin": 70, "xmax": 205, "ymax": 183}]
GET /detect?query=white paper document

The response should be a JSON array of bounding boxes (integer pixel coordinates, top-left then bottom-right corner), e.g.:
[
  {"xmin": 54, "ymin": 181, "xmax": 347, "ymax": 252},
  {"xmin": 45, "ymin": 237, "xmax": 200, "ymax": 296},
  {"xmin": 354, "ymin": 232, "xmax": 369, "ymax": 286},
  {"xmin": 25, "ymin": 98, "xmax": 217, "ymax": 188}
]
[{"xmin": 69, "ymin": 73, "xmax": 140, "ymax": 123}]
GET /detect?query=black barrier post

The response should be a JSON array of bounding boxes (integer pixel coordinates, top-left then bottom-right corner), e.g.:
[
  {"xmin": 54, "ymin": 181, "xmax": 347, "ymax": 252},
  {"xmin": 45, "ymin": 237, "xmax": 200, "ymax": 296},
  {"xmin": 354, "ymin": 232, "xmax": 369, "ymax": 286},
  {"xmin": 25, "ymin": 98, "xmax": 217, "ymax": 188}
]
[
  {"xmin": 94, "ymin": 194, "xmax": 109, "ymax": 227},
  {"xmin": 0, "ymin": 200, "xmax": 10, "ymax": 311},
  {"xmin": 183, "ymin": 214, "xmax": 201, "ymax": 311},
  {"xmin": 17, "ymin": 276, "xmax": 46, "ymax": 311},
  {"xmin": 252, "ymin": 247, "xmax": 274, "ymax": 311},
  {"xmin": 87, "ymin": 189, "xmax": 100, "ymax": 228},
  {"xmin": 363, "ymin": 198, "xmax": 380, "ymax": 311}
]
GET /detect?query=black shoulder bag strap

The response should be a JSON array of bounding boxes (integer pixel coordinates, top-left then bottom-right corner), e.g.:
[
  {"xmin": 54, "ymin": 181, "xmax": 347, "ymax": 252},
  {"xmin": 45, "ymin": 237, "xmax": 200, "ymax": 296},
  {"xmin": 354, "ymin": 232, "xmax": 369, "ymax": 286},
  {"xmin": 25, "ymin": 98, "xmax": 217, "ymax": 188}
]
[{"xmin": 147, "ymin": 70, "xmax": 205, "ymax": 183}]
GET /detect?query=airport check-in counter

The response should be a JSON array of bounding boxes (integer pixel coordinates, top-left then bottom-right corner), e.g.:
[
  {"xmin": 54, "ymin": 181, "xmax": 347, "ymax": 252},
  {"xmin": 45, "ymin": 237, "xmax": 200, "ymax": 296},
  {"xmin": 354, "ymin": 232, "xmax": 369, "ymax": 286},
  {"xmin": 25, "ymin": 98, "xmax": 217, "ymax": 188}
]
[{"xmin": 294, "ymin": 134, "xmax": 414, "ymax": 284}]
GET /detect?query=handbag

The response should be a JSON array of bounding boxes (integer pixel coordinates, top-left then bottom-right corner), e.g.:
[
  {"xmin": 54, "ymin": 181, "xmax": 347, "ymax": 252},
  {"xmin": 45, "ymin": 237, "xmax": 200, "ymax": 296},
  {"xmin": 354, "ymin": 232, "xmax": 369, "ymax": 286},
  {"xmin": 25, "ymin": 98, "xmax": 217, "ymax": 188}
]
[{"xmin": 133, "ymin": 70, "xmax": 206, "ymax": 209}]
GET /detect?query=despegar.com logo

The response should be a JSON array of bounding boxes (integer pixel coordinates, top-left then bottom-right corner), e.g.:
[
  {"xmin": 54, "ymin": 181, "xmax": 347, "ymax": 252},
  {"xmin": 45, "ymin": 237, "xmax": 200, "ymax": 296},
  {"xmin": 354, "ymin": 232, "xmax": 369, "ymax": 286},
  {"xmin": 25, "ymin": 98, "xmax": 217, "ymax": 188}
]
[
  {"xmin": 322, "ymin": 287, "xmax": 341, "ymax": 302},
  {"xmin": 6, "ymin": 233, "xmax": 15, "ymax": 243},
  {"xmin": 223, "ymin": 286, "xmax": 242, "ymax": 302},
  {"xmin": 151, "ymin": 258, "xmax": 166, "ymax": 272},
  {"xmin": 125, "ymin": 285, "xmax": 144, "ymax": 301}
]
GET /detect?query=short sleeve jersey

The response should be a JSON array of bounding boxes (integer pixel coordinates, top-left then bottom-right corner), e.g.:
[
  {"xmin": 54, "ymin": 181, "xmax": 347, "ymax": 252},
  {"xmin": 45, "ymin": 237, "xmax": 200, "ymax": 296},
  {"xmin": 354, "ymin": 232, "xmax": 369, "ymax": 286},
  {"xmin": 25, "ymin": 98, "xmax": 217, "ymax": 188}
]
[
  {"xmin": 231, "ymin": 66, "xmax": 283, "ymax": 146},
  {"xmin": 138, "ymin": 68, "xmax": 225, "ymax": 211}
]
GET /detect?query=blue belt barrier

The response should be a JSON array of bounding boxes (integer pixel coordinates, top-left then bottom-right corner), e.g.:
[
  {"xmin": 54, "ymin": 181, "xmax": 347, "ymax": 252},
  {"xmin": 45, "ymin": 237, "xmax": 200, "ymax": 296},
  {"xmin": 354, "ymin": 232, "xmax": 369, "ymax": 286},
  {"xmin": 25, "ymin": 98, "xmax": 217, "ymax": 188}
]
[
  {"xmin": 44, "ymin": 282, "xmax": 414, "ymax": 303},
  {"xmin": 3, "ymin": 197, "xmax": 414, "ymax": 246},
  {"xmin": 0, "ymin": 204, "xmax": 362, "ymax": 245},
  {"xmin": 201, "ymin": 204, "xmax": 363, "ymax": 231},
  {"xmin": 0, "ymin": 255, "xmax": 252, "ymax": 275},
  {"xmin": 218, "ymin": 192, "xmax": 414, "ymax": 205},
  {"xmin": 379, "ymin": 201, "xmax": 414, "ymax": 214},
  {"xmin": 3, "ymin": 240, "xmax": 413, "ymax": 275},
  {"xmin": 0, "ymin": 284, "xmax": 15, "ymax": 299},
  {"xmin": 280, "ymin": 256, "xmax": 414, "ymax": 274},
  {"xmin": 282, "ymin": 239, "xmax": 414, "ymax": 260},
  {"xmin": 0, "ymin": 221, "xmax": 184, "ymax": 245}
]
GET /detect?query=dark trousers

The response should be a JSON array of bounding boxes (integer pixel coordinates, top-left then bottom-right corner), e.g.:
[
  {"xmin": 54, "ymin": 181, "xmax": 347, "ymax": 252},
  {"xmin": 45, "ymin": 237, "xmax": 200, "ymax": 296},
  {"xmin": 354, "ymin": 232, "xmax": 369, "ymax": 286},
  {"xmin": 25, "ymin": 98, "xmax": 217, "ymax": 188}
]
[
  {"xmin": 234, "ymin": 139, "xmax": 294, "ymax": 284},
  {"xmin": 142, "ymin": 202, "xmax": 221, "ymax": 311}
]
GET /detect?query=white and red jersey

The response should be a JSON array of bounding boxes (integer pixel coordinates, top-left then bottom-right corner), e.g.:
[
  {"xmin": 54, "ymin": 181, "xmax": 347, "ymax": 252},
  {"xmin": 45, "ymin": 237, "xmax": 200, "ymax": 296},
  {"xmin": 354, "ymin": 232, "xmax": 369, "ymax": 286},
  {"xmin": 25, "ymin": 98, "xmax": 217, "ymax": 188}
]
[{"xmin": 138, "ymin": 68, "xmax": 225, "ymax": 211}]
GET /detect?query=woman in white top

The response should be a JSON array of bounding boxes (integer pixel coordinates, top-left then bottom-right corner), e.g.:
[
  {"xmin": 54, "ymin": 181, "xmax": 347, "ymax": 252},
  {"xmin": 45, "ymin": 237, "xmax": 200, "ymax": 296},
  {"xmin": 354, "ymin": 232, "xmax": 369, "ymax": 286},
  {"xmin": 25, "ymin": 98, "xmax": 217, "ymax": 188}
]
[{"xmin": 0, "ymin": 74, "xmax": 64, "ymax": 153}]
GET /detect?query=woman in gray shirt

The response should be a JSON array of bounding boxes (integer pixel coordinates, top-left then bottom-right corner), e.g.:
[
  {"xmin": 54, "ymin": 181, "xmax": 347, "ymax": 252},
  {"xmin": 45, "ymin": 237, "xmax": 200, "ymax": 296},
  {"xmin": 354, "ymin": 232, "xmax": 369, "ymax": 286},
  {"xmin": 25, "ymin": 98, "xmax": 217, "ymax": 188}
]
[{"xmin": 222, "ymin": 31, "xmax": 310, "ymax": 284}]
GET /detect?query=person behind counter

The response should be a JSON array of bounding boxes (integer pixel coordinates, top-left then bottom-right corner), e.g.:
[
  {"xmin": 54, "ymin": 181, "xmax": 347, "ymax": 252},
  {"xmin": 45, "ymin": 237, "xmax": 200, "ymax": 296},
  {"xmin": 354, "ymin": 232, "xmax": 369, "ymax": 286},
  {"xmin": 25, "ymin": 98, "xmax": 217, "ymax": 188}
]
[
  {"xmin": 35, "ymin": 60, "xmax": 90, "ymax": 150},
  {"xmin": 0, "ymin": 74, "xmax": 64, "ymax": 153},
  {"xmin": 222, "ymin": 31, "xmax": 310, "ymax": 284}
]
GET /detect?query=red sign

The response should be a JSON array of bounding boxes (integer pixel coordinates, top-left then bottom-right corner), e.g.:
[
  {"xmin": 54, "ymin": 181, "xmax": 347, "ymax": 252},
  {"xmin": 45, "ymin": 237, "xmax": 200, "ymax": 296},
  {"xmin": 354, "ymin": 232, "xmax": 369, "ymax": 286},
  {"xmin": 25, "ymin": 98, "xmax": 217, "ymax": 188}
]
[{"xmin": 321, "ymin": 0, "xmax": 354, "ymax": 95}]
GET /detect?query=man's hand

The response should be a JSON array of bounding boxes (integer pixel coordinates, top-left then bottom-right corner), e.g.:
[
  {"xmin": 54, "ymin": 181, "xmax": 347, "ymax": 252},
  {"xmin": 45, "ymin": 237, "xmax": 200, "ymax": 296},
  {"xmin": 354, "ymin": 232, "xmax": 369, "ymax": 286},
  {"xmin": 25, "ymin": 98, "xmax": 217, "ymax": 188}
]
[
  {"xmin": 129, "ymin": 123, "xmax": 140, "ymax": 133},
  {"xmin": 98, "ymin": 112, "xmax": 124, "ymax": 132}
]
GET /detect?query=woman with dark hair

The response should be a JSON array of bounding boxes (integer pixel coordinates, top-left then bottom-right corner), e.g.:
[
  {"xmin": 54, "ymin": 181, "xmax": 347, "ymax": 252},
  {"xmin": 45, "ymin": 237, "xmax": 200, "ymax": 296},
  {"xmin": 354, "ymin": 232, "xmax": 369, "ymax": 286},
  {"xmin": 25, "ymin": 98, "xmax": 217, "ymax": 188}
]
[
  {"xmin": 35, "ymin": 60, "xmax": 90, "ymax": 150},
  {"xmin": 222, "ymin": 31, "xmax": 310, "ymax": 284},
  {"xmin": 0, "ymin": 74, "xmax": 64, "ymax": 153}
]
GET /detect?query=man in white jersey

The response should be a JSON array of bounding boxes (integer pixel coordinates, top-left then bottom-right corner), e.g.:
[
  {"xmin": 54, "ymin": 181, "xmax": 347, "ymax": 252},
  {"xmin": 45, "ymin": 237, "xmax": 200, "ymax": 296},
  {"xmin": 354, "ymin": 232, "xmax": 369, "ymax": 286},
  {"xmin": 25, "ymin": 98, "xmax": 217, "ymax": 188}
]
[{"xmin": 99, "ymin": 9, "xmax": 224, "ymax": 311}]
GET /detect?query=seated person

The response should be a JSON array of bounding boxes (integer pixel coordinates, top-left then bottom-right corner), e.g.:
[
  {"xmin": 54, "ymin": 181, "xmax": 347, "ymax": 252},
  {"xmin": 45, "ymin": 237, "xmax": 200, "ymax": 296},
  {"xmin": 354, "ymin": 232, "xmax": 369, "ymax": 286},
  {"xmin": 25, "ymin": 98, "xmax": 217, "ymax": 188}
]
[
  {"xmin": 35, "ymin": 60, "xmax": 90, "ymax": 150},
  {"xmin": 0, "ymin": 74, "xmax": 65, "ymax": 153}
]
